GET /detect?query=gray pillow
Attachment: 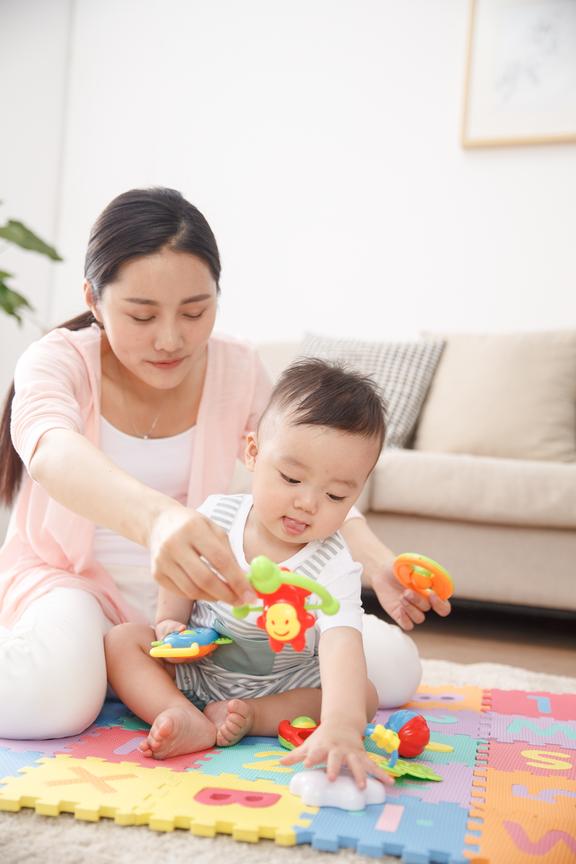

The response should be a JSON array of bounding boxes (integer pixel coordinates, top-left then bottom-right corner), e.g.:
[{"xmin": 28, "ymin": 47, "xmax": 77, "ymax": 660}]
[{"xmin": 300, "ymin": 333, "xmax": 445, "ymax": 448}]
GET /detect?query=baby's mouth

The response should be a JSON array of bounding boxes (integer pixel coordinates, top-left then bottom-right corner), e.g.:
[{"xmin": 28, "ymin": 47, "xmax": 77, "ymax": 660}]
[{"xmin": 282, "ymin": 516, "xmax": 308, "ymax": 536}]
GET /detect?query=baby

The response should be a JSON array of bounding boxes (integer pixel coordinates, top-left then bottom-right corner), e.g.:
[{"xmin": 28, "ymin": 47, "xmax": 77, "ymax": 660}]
[{"xmin": 105, "ymin": 358, "xmax": 392, "ymax": 788}]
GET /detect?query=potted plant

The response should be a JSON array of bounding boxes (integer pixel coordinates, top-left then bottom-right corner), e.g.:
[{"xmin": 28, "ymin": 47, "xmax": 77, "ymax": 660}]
[{"xmin": 0, "ymin": 202, "xmax": 62, "ymax": 324}]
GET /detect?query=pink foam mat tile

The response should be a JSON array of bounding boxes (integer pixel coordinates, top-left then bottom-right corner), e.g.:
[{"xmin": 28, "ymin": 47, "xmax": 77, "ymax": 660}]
[
  {"xmin": 487, "ymin": 690, "xmax": 576, "ymax": 720},
  {"xmin": 64, "ymin": 726, "xmax": 216, "ymax": 771},
  {"xmin": 482, "ymin": 739, "xmax": 576, "ymax": 779}
]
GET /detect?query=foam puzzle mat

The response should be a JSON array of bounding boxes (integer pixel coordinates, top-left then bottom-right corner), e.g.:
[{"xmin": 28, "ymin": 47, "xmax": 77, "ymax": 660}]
[{"xmin": 1, "ymin": 685, "xmax": 575, "ymax": 862}]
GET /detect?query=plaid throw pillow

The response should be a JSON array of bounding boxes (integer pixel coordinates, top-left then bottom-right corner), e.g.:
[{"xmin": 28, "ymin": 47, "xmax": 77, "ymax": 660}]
[{"xmin": 300, "ymin": 333, "xmax": 445, "ymax": 448}]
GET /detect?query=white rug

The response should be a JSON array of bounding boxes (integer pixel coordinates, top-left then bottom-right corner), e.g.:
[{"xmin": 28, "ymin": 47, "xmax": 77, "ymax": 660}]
[{"xmin": 2, "ymin": 660, "xmax": 575, "ymax": 864}]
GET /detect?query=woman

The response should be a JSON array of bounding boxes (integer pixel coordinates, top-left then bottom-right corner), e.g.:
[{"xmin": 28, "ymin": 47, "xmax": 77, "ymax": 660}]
[{"xmin": 0, "ymin": 188, "xmax": 447, "ymax": 739}]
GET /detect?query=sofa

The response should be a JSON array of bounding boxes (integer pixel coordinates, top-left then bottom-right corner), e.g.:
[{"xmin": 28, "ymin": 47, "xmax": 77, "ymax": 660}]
[{"xmin": 249, "ymin": 330, "xmax": 576, "ymax": 615}]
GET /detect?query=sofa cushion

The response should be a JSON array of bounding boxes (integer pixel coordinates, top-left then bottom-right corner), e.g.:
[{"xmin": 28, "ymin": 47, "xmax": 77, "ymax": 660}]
[
  {"xmin": 414, "ymin": 331, "xmax": 576, "ymax": 462},
  {"xmin": 371, "ymin": 448, "xmax": 576, "ymax": 528},
  {"xmin": 300, "ymin": 333, "xmax": 444, "ymax": 448}
]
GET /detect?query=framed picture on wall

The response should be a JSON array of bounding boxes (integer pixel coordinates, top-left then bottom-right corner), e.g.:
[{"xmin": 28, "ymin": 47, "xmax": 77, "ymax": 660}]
[{"xmin": 462, "ymin": 0, "xmax": 576, "ymax": 148}]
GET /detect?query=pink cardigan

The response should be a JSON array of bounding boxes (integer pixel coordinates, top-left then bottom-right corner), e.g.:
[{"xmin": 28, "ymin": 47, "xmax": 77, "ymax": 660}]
[{"xmin": 0, "ymin": 325, "xmax": 271, "ymax": 628}]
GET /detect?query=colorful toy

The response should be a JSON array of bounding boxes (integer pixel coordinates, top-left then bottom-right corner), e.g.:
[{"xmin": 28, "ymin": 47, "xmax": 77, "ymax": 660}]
[
  {"xmin": 233, "ymin": 556, "xmax": 340, "ymax": 652},
  {"xmin": 393, "ymin": 553, "xmax": 454, "ymax": 600},
  {"xmin": 277, "ymin": 713, "xmax": 442, "ymax": 786},
  {"xmin": 368, "ymin": 725, "xmax": 401, "ymax": 768},
  {"xmin": 367, "ymin": 709, "xmax": 431, "ymax": 759},
  {"xmin": 149, "ymin": 626, "xmax": 232, "ymax": 660},
  {"xmin": 278, "ymin": 716, "xmax": 318, "ymax": 750}
]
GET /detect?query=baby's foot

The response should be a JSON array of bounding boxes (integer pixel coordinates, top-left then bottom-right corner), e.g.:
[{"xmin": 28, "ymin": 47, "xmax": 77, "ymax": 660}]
[
  {"xmin": 204, "ymin": 698, "xmax": 254, "ymax": 746},
  {"xmin": 139, "ymin": 705, "xmax": 216, "ymax": 759}
]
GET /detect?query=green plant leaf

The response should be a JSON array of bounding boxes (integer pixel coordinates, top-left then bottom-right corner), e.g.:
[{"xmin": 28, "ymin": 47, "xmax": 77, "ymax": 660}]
[
  {"xmin": 0, "ymin": 272, "xmax": 34, "ymax": 324},
  {"xmin": 0, "ymin": 220, "xmax": 62, "ymax": 261}
]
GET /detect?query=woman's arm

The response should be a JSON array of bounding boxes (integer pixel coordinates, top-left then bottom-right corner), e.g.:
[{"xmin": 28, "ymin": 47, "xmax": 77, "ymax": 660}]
[
  {"xmin": 340, "ymin": 517, "xmax": 451, "ymax": 630},
  {"xmin": 29, "ymin": 428, "xmax": 253, "ymax": 605}
]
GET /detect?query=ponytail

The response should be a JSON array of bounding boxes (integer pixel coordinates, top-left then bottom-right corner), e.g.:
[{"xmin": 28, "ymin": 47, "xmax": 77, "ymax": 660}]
[{"xmin": 0, "ymin": 312, "xmax": 97, "ymax": 506}]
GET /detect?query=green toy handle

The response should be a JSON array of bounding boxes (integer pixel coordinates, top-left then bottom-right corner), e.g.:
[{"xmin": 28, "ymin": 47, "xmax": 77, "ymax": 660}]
[{"xmin": 233, "ymin": 555, "xmax": 340, "ymax": 620}]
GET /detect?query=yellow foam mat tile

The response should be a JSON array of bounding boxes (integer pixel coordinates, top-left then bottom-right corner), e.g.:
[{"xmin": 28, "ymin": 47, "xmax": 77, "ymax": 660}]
[
  {"xmin": 0, "ymin": 755, "xmax": 175, "ymax": 824},
  {"xmin": 135, "ymin": 771, "xmax": 317, "ymax": 843}
]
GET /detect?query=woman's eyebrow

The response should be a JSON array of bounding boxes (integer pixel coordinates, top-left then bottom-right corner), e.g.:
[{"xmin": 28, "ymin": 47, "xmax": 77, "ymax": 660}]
[{"xmin": 123, "ymin": 293, "xmax": 213, "ymax": 306}]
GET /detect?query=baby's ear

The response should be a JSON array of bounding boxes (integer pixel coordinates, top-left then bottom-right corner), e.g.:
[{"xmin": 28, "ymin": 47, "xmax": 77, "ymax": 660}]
[{"xmin": 244, "ymin": 432, "xmax": 259, "ymax": 471}]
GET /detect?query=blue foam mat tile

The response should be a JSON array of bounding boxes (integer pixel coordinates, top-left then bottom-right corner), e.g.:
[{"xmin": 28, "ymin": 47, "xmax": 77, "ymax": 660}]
[
  {"xmin": 295, "ymin": 796, "xmax": 470, "ymax": 862},
  {"xmin": 0, "ymin": 748, "xmax": 46, "ymax": 780},
  {"xmin": 193, "ymin": 735, "xmax": 297, "ymax": 784},
  {"xmin": 92, "ymin": 701, "xmax": 133, "ymax": 727}
]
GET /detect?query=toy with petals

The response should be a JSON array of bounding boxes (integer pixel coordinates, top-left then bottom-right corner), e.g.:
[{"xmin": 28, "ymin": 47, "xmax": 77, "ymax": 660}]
[
  {"xmin": 393, "ymin": 553, "xmax": 454, "ymax": 601},
  {"xmin": 150, "ymin": 626, "xmax": 232, "ymax": 660},
  {"xmin": 232, "ymin": 555, "xmax": 340, "ymax": 652},
  {"xmin": 367, "ymin": 709, "xmax": 431, "ymax": 759},
  {"xmin": 278, "ymin": 713, "xmax": 443, "ymax": 783}
]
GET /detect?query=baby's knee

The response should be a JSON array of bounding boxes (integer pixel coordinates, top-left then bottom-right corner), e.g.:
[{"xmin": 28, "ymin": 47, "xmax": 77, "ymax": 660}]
[{"xmin": 104, "ymin": 622, "xmax": 154, "ymax": 659}]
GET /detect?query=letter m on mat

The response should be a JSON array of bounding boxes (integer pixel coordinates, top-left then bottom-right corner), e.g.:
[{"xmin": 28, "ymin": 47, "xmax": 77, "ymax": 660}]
[{"xmin": 507, "ymin": 719, "xmax": 576, "ymax": 741}]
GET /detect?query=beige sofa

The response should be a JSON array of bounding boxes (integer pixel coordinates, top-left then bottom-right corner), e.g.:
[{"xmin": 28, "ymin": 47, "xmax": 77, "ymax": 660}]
[{"xmin": 254, "ymin": 331, "xmax": 576, "ymax": 614}]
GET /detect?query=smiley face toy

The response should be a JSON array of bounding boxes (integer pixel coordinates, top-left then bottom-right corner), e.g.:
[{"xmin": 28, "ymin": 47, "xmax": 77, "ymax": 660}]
[{"xmin": 233, "ymin": 556, "xmax": 339, "ymax": 653}]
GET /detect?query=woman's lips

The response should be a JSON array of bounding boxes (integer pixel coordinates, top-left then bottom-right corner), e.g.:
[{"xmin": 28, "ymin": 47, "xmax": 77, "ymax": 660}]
[
  {"xmin": 148, "ymin": 358, "xmax": 184, "ymax": 370},
  {"xmin": 282, "ymin": 516, "xmax": 308, "ymax": 536}
]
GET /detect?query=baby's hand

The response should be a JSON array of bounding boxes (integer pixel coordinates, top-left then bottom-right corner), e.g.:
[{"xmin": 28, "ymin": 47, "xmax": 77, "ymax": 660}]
[
  {"xmin": 154, "ymin": 619, "xmax": 187, "ymax": 642},
  {"xmin": 280, "ymin": 720, "xmax": 394, "ymax": 789}
]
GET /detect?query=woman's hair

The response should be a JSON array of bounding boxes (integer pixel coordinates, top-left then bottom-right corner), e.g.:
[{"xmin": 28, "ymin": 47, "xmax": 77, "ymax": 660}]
[
  {"xmin": 0, "ymin": 187, "xmax": 220, "ymax": 506},
  {"xmin": 261, "ymin": 358, "xmax": 387, "ymax": 454}
]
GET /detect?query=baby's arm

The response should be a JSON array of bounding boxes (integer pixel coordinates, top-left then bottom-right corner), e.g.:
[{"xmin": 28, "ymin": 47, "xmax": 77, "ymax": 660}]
[
  {"xmin": 281, "ymin": 627, "xmax": 393, "ymax": 788},
  {"xmin": 155, "ymin": 587, "xmax": 194, "ymax": 641}
]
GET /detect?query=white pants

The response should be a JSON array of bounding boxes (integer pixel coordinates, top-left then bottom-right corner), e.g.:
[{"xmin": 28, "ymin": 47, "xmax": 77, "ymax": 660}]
[
  {"xmin": 0, "ymin": 589, "xmax": 422, "ymax": 739},
  {"xmin": 0, "ymin": 588, "xmax": 111, "ymax": 739}
]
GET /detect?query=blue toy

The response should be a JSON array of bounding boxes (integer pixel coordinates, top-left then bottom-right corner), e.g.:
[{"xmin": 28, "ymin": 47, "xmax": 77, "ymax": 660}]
[{"xmin": 150, "ymin": 626, "xmax": 232, "ymax": 660}]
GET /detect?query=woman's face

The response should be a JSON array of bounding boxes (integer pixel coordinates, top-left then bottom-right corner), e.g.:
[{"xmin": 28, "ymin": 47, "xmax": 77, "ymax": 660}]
[{"xmin": 88, "ymin": 248, "xmax": 218, "ymax": 390}]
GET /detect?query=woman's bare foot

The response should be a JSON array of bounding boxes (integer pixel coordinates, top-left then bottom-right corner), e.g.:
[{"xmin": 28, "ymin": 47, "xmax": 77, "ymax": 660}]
[
  {"xmin": 204, "ymin": 698, "xmax": 255, "ymax": 746},
  {"xmin": 139, "ymin": 705, "xmax": 216, "ymax": 759}
]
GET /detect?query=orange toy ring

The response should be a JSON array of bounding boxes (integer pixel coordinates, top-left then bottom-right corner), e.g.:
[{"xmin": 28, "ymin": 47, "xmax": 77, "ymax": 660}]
[{"xmin": 393, "ymin": 553, "xmax": 454, "ymax": 600}]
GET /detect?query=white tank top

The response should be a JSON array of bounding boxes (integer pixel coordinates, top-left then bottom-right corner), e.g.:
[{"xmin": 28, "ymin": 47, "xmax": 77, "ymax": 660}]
[{"xmin": 93, "ymin": 417, "xmax": 195, "ymax": 569}]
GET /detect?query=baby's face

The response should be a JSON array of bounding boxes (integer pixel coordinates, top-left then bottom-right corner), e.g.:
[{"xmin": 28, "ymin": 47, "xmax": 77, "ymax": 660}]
[{"xmin": 245, "ymin": 414, "xmax": 380, "ymax": 549}]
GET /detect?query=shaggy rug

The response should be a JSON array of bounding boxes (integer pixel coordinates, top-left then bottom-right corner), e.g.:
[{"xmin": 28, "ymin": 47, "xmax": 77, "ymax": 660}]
[{"xmin": 1, "ymin": 659, "xmax": 575, "ymax": 864}]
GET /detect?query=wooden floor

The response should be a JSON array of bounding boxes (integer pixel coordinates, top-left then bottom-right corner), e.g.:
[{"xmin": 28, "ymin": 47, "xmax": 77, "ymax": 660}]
[{"xmin": 363, "ymin": 594, "xmax": 576, "ymax": 677}]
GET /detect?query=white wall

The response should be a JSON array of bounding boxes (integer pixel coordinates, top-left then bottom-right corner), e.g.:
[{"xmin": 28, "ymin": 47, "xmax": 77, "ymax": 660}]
[
  {"xmin": 2, "ymin": 0, "xmax": 576, "ymax": 353},
  {"xmin": 40, "ymin": 0, "xmax": 576, "ymax": 345}
]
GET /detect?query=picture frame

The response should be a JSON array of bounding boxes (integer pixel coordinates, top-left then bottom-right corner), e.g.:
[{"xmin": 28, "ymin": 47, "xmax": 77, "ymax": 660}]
[{"xmin": 462, "ymin": 0, "xmax": 576, "ymax": 148}]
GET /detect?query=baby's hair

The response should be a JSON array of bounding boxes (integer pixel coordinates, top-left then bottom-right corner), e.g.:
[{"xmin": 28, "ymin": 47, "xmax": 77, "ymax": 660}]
[{"xmin": 263, "ymin": 358, "xmax": 386, "ymax": 453}]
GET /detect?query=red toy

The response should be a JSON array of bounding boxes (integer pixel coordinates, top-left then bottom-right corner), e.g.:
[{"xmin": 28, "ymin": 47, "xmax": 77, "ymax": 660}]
[{"xmin": 233, "ymin": 556, "xmax": 340, "ymax": 653}]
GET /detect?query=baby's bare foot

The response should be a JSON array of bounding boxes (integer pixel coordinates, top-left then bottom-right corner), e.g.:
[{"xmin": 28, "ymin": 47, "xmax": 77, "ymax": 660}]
[
  {"xmin": 204, "ymin": 698, "xmax": 255, "ymax": 746},
  {"xmin": 139, "ymin": 705, "xmax": 216, "ymax": 759}
]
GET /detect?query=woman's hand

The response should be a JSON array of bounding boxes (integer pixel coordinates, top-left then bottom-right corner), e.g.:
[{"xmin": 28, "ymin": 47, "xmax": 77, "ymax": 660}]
[
  {"xmin": 370, "ymin": 561, "xmax": 452, "ymax": 631},
  {"xmin": 340, "ymin": 518, "xmax": 451, "ymax": 630},
  {"xmin": 280, "ymin": 720, "xmax": 394, "ymax": 789},
  {"xmin": 149, "ymin": 504, "xmax": 255, "ymax": 606}
]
